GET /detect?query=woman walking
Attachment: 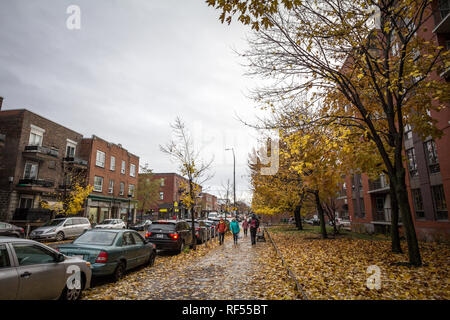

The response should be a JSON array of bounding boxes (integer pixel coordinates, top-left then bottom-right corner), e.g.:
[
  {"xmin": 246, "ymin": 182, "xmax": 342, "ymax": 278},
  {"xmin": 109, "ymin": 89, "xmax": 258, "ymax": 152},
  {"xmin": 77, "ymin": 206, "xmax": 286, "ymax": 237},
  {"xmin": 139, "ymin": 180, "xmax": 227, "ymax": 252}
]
[
  {"xmin": 215, "ymin": 217, "xmax": 228, "ymax": 245},
  {"xmin": 230, "ymin": 217, "xmax": 240, "ymax": 245},
  {"xmin": 242, "ymin": 216, "xmax": 249, "ymax": 237}
]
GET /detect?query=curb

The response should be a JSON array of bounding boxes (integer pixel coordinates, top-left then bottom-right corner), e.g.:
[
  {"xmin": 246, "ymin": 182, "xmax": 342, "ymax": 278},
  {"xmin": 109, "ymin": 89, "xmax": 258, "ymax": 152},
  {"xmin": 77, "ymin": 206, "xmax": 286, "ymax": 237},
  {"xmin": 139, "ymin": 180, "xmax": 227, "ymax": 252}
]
[{"xmin": 265, "ymin": 228, "xmax": 308, "ymax": 300}]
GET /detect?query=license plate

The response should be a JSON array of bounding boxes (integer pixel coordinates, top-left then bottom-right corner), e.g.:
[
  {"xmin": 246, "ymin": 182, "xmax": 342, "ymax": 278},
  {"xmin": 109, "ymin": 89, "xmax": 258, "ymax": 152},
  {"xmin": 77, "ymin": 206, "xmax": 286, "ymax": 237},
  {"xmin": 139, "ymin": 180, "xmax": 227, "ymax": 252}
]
[{"xmin": 156, "ymin": 234, "xmax": 163, "ymax": 239}]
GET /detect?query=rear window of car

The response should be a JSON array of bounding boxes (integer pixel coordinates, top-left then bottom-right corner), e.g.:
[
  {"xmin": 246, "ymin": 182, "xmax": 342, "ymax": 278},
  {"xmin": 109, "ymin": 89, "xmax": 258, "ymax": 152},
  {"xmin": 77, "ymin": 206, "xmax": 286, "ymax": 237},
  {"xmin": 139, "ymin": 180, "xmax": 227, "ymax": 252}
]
[
  {"xmin": 149, "ymin": 223, "xmax": 176, "ymax": 231},
  {"xmin": 74, "ymin": 231, "xmax": 117, "ymax": 245}
]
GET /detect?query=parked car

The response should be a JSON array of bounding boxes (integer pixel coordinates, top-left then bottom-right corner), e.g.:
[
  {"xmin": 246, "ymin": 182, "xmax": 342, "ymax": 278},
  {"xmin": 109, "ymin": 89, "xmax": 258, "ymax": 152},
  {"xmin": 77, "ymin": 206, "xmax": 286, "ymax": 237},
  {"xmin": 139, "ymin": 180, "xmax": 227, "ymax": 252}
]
[
  {"xmin": 201, "ymin": 220, "xmax": 217, "ymax": 238},
  {"xmin": 0, "ymin": 222, "xmax": 25, "ymax": 238},
  {"xmin": 94, "ymin": 219, "xmax": 126, "ymax": 229},
  {"xmin": 145, "ymin": 220, "xmax": 193, "ymax": 253},
  {"xmin": 188, "ymin": 220, "xmax": 209, "ymax": 244},
  {"xmin": 29, "ymin": 217, "xmax": 91, "ymax": 242},
  {"xmin": 57, "ymin": 229, "xmax": 156, "ymax": 282},
  {"xmin": 130, "ymin": 220, "xmax": 152, "ymax": 231},
  {"xmin": 207, "ymin": 212, "xmax": 219, "ymax": 220},
  {"xmin": 0, "ymin": 237, "xmax": 91, "ymax": 300}
]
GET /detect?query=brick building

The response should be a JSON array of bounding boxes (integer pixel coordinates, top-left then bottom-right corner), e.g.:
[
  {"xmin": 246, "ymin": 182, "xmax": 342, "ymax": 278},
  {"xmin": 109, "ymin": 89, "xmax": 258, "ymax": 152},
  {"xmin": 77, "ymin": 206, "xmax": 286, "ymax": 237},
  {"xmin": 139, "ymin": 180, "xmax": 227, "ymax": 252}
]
[
  {"xmin": 0, "ymin": 103, "xmax": 86, "ymax": 222},
  {"xmin": 342, "ymin": 1, "xmax": 450, "ymax": 241},
  {"xmin": 200, "ymin": 192, "xmax": 218, "ymax": 216},
  {"xmin": 148, "ymin": 173, "xmax": 202, "ymax": 219},
  {"xmin": 79, "ymin": 135, "xmax": 139, "ymax": 224}
]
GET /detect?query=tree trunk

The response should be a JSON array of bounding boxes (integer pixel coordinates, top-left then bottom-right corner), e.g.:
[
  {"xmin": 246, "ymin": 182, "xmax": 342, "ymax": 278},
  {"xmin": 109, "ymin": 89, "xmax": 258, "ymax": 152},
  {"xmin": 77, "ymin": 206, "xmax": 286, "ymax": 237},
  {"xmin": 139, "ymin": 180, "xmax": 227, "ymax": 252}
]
[
  {"xmin": 189, "ymin": 179, "xmax": 196, "ymax": 251},
  {"xmin": 294, "ymin": 205, "xmax": 303, "ymax": 230},
  {"xmin": 389, "ymin": 183, "xmax": 402, "ymax": 254},
  {"xmin": 314, "ymin": 191, "xmax": 327, "ymax": 239},
  {"xmin": 391, "ymin": 168, "xmax": 421, "ymax": 266}
]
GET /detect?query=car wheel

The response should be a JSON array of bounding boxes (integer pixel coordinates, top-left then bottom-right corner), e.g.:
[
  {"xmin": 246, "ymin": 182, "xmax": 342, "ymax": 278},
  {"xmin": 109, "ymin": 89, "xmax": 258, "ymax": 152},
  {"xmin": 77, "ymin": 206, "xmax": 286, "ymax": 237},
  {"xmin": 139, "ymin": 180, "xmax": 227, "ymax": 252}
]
[
  {"xmin": 60, "ymin": 275, "xmax": 84, "ymax": 300},
  {"xmin": 56, "ymin": 231, "xmax": 65, "ymax": 242},
  {"xmin": 146, "ymin": 252, "xmax": 156, "ymax": 267},
  {"xmin": 113, "ymin": 261, "xmax": 126, "ymax": 282}
]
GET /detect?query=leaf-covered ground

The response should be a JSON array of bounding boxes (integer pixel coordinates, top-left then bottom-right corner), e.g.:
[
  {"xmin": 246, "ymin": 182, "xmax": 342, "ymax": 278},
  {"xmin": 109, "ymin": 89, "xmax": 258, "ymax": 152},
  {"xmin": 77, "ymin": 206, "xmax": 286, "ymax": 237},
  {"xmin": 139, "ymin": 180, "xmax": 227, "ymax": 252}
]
[
  {"xmin": 83, "ymin": 234, "xmax": 298, "ymax": 300},
  {"xmin": 269, "ymin": 226, "xmax": 450, "ymax": 299}
]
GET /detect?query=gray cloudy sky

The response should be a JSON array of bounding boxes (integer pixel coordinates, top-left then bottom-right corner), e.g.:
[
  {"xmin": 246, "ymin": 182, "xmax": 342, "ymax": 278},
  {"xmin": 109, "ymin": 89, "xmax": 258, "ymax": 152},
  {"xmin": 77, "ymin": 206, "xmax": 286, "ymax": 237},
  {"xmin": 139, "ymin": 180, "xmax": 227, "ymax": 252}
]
[{"xmin": 0, "ymin": 0, "xmax": 265, "ymax": 203}]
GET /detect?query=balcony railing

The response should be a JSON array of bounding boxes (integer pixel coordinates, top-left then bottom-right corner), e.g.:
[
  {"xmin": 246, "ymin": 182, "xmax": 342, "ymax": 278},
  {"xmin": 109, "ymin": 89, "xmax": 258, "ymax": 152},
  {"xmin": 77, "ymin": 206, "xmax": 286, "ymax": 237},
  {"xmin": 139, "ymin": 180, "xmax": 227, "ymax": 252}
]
[
  {"xmin": 17, "ymin": 179, "xmax": 55, "ymax": 188},
  {"xmin": 63, "ymin": 156, "xmax": 88, "ymax": 166},
  {"xmin": 373, "ymin": 208, "xmax": 402, "ymax": 223},
  {"xmin": 24, "ymin": 145, "xmax": 59, "ymax": 158},
  {"xmin": 369, "ymin": 176, "xmax": 389, "ymax": 191}
]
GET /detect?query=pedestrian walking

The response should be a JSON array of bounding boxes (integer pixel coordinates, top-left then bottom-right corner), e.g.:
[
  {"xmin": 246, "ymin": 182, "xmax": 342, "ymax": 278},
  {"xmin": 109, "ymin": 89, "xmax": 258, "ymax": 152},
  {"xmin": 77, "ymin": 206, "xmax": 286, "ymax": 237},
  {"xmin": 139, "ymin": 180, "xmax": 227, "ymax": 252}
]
[
  {"xmin": 242, "ymin": 216, "xmax": 249, "ymax": 237},
  {"xmin": 230, "ymin": 217, "xmax": 240, "ymax": 245},
  {"xmin": 249, "ymin": 214, "xmax": 260, "ymax": 246},
  {"xmin": 215, "ymin": 217, "xmax": 227, "ymax": 245}
]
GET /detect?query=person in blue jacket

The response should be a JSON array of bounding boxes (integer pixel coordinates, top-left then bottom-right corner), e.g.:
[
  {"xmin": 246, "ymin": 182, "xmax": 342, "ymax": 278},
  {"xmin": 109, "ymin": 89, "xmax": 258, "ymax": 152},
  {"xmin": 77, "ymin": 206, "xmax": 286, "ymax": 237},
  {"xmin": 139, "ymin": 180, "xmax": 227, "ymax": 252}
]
[{"xmin": 230, "ymin": 217, "xmax": 240, "ymax": 245}]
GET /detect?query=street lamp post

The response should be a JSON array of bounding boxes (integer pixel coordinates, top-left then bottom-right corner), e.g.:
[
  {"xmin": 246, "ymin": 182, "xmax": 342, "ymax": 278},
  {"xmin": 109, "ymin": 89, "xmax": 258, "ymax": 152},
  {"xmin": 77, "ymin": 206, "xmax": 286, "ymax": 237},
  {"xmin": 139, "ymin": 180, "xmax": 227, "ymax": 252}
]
[{"xmin": 225, "ymin": 148, "xmax": 236, "ymax": 218}]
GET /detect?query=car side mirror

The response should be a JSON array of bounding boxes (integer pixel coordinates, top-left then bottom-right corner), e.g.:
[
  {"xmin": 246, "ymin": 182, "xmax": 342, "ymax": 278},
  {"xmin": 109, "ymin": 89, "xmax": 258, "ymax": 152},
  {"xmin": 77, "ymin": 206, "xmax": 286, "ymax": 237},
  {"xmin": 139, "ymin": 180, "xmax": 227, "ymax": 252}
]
[{"xmin": 55, "ymin": 253, "xmax": 65, "ymax": 263}]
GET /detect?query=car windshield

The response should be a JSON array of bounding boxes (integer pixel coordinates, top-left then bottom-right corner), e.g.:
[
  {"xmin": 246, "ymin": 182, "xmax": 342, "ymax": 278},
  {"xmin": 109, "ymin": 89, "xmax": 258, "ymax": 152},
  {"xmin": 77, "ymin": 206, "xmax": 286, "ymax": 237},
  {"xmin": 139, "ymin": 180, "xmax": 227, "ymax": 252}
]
[
  {"xmin": 99, "ymin": 220, "xmax": 114, "ymax": 225},
  {"xmin": 149, "ymin": 223, "xmax": 175, "ymax": 231},
  {"xmin": 74, "ymin": 231, "xmax": 117, "ymax": 245},
  {"xmin": 43, "ymin": 219, "xmax": 65, "ymax": 227}
]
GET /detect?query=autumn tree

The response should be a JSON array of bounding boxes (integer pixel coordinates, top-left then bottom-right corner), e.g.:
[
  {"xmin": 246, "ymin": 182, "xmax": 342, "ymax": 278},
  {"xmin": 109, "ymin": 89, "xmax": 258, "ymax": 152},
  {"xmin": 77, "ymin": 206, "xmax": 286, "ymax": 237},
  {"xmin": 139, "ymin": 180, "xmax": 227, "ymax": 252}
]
[
  {"xmin": 207, "ymin": 0, "xmax": 450, "ymax": 266},
  {"xmin": 137, "ymin": 163, "xmax": 162, "ymax": 221},
  {"xmin": 160, "ymin": 117, "xmax": 213, "ymax": 250}
]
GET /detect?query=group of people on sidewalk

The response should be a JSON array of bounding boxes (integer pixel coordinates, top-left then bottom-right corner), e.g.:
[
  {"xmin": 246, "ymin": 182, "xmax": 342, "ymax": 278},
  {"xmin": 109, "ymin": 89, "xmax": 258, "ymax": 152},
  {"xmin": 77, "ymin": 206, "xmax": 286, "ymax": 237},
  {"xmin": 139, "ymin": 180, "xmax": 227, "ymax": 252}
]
[{"xmin": 215, "ymin": 213, "xmax": 260, "ymax": 246}]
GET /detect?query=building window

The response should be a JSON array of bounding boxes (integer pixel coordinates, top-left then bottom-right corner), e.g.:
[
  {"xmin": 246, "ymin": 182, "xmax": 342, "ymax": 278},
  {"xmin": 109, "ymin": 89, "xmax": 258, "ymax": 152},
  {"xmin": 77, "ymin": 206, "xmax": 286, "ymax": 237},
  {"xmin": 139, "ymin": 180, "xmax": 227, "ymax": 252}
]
[
  {"xmin": 29, "ymin": 125, "xmax": 44, "ymax": 146},
  {"xmin": 19, "ymin": 196, "xmax": 33, "ymax": 209},
  {"xmin": 130, "ymin": 164, "xmax": 136, "ymax": 177},
  {"xmin": 404, "ymin": 124, "xmax": 412, "ymax": 140},
  {"xmin": 406, "ymin": 148, "xmax": 418, "ymax": 177},
  {"xmin": 65, "ymin": 139, "xmax": 77, "ymax": 158},
  {"xmin": 121, "ymin": 160, "xmax": 126, "ymax": 174},
  {"xmin": 439, "ymin": 0, "xmax": 450, "ymax": 19},
  {"xmin": 110, "ymin": 156, "xmax": 116, "ymax": 171},
  {"xmin": 160, "ymin": 192, "xmax": 164, "ymax": 200},
  {"xmin": 431, "ymin": 185, "xmax": 448, "ymax": 220},
  {"xmin": 424, "ymin": 140, "xmax": 440, "ymax": 174},
  {"xmin": 108, "ymin": 180, "xmax": 114, "ymax": 194},
  {"xmin": 128, "ymin": 184, "xmax": 135, "ymax": 197},
  {"xmin": 93, "ymin": 176, "xmax": 103, "ymax": 192},
  {"xmin": 160, "ymin": 178, "xmax": 165, "ymax": 186},
  {"xmin": 411, "ymin": 188, "xmax": 425, "ymax": 219},
  {"xmin": 96, "ymin": 150, "xmax": 105, "ymax": 168},
  {"xmin": 359, "ymin": 197, "xmax": 365, "ymax": 216},
  {"xmin": 119, "ymin": 182, "xmax": 125, "ymax": 196},
  {"xmin": 24, "ymin": 162, "xmax": 38, "ymax": 179}
]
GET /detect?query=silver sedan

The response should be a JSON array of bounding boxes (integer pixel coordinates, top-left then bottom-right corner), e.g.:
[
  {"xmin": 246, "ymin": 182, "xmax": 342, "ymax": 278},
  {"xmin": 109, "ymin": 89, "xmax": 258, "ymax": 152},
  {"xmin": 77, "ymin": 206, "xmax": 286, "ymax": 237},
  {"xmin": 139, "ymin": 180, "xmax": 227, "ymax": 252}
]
[{"xmin": 0, "ymin": 237, "xmax": 92, "ymax": 300}]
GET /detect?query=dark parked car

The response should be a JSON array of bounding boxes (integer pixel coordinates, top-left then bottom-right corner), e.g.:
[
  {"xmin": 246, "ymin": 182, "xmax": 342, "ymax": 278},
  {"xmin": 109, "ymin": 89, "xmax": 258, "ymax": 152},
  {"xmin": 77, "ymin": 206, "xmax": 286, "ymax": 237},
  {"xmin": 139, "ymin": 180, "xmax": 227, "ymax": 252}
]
[
  {"xmin": 57, "ymin": 229, "xmax": 156, "ymax": 282},
  {"xmin": 188, "ymin": 220, "xmax": 209, "ymax": 244},
  {"xmin": 130, "ymin": 220, "xmax": 152, "ymax": 231},
  {"xmin": 145, "ymin": 220, "xmax": 193, "ymax": 253},
  {"xmin": 0, "ymin": 222, "xmax": 25, "ymax": 238}
]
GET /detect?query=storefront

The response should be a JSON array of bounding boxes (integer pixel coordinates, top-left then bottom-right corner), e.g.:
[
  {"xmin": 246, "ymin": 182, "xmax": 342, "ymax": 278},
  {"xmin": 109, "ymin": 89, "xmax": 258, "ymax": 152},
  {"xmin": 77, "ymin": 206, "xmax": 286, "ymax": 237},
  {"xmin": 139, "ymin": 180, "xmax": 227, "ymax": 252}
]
[{"xmin": 86, "ymin": 195, "xmax": 137, "ymax": 224}]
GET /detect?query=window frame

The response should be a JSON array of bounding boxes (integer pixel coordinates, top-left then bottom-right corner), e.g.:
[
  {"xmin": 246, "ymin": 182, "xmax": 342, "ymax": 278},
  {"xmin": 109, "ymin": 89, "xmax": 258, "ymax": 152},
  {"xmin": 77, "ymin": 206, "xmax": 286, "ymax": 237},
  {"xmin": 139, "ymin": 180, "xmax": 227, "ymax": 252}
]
[
  {"xmin": 110, "ymin": 156, "xmax": 116, "ymax": 171},
  {"xmin": 121, "ymin": 160, "xmax": 126, "ymax": 174},
  {"xmin": 94, "ymin": 176, "xmax": 104, "ymax": 192},
  {"xmin": 23, "ymin": 162, "xmax": 39, "ymax": 180},
  {"xmin": 96, "ymin": 150, "xmax": 106, "ymax": 168}
]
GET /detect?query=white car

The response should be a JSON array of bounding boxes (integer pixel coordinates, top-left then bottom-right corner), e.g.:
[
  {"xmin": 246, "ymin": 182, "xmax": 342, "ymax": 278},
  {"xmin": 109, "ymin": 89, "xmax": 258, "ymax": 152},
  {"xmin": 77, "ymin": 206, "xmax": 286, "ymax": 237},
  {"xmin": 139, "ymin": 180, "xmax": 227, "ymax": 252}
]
[{"xmin": 94, "ymin": 219, "xmax": 126, "ymax": 229}]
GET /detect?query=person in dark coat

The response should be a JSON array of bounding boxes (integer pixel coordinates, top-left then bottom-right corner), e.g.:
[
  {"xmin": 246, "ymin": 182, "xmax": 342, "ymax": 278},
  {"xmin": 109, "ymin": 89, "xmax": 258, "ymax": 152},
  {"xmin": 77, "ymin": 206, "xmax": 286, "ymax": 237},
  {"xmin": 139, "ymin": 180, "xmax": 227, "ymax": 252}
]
[{"xmin": 249, "ymin": 214, "xmax": 260, "ymax": 245}]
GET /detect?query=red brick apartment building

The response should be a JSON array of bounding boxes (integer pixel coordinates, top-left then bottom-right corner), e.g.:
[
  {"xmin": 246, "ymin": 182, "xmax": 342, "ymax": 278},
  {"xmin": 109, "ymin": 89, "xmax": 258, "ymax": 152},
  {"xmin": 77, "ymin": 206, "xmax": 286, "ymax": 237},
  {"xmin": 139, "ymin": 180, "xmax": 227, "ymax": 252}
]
[
  {"xmin": 79, "ymin": 135, "xmax": 139, "ymax": 224},
  {"xmin": 343, "ymin": 1, "xmax": 450, "ymax": 241},
  {"xmin": 201, "ymin": 192, "xmax": 218, "ymax": 213},
  {"xmin": 0, "ymin": 101, "xmax": 87, "ymax": 222},
  {"xmin": 145, "ymin": 173, "xmax": 202, "ymax": 219}
]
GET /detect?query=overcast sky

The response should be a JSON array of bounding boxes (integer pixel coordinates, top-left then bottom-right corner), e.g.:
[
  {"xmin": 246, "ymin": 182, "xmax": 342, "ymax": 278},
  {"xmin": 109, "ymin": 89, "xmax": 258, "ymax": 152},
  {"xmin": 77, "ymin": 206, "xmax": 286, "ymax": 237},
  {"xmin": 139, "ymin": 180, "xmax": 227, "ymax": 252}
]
[{"xmin": 0, "ymin": 0, "xmax": 267, "ymax": 203}]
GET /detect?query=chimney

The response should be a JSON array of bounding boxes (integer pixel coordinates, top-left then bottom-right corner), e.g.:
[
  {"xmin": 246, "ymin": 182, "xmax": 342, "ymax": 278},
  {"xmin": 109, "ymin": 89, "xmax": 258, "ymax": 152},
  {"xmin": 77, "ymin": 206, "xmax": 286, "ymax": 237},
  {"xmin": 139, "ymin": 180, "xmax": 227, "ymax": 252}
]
[{"xmin": 0, "ymin": 96, "xmax": 3, "ymax": 110}]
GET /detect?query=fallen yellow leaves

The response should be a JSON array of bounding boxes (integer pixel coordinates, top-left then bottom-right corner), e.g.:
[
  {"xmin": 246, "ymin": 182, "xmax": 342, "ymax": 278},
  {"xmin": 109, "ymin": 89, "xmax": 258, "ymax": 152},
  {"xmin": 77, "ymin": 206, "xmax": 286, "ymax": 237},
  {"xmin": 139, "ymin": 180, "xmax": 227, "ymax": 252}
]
[{"xmin": 270, "ymin": 226, "xmax": 450, "ymax": 300}]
